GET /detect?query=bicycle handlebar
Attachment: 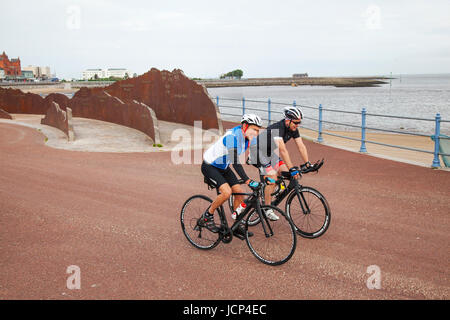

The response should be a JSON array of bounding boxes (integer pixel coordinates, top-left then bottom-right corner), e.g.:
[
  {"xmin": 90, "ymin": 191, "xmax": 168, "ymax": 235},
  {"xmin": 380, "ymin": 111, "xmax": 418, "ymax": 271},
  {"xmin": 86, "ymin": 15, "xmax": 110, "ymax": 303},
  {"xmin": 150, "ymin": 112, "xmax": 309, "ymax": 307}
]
[
  {"xmin": 279, "ymin": 159, "xmax": 324, "ymax": 180},
  {"xmin": 236, "ymin": 159, "xmax": 325, "ymax": 186}
]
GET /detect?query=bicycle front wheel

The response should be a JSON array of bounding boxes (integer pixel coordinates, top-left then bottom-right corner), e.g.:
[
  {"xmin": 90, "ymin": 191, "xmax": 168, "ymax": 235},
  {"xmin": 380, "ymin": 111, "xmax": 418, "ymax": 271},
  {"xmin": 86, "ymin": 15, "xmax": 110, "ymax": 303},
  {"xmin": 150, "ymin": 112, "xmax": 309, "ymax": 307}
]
[
  {"xmin": 180, "ymin": 195, "xmax": 222, "ymax": 250},
  {"xmin": 246, "ymin": 205, "xmax": 297, "ymax": 266},
  {"xmin": 285, "ymin": 187, "xmax": 331, "ymax": 239}
]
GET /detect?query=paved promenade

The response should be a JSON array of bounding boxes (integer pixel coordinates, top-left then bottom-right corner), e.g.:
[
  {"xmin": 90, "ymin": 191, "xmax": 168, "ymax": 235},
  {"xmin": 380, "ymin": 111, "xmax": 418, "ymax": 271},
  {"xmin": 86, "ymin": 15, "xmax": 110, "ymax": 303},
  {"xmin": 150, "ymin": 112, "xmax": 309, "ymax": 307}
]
[
  {"xmin": 0, "ymin": 114, "xmax": 219, "ymax": 153},
  {"xmin": 0, "ymin": 120, "xmax": 449, "ymax": 299}
]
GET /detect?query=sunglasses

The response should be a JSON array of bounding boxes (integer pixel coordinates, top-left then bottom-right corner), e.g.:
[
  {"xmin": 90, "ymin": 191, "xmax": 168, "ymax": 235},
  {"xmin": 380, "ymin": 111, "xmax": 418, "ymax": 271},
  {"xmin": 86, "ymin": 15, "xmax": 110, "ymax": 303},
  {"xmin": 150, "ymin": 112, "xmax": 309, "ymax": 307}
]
[{"xmin": 292, "ymin": 121, "xmax": 301, "ymax": 125}]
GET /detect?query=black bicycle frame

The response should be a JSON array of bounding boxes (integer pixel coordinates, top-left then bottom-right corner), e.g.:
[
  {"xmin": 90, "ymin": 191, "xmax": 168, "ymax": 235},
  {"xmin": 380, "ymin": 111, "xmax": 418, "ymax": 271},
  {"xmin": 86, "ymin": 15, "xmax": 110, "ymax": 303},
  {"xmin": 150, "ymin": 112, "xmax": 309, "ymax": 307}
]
[
  {"xmin": 262, "ymin": 175, "xmax": 311, "ymax": 215},
  {"xmin": 216, "ymin": 187, "xmax": 274, "ymax": 238}
]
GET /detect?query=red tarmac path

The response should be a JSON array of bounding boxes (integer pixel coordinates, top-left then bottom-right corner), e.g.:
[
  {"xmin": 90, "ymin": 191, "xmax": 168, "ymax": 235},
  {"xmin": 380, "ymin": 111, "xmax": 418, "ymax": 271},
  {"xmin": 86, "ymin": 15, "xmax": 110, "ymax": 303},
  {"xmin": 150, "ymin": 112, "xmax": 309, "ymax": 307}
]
[{"xmin": 0, "ymin": 121, "xmax": 449, "ymax": 299}]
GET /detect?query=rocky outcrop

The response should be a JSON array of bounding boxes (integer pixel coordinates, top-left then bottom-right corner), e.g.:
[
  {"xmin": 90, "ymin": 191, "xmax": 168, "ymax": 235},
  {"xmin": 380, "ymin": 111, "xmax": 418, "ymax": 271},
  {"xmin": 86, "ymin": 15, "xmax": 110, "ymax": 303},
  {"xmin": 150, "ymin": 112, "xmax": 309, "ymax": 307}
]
[
  {"xmin": 0, "ymin": 87, "xmax": 46, "ymax": 114},
  {"xmin": 100, "ymin": 68, "xmax": 222, "ymax": 132},
  {"xmin": 0, "ymin": 68, "xmax": 223, "ymax": 143},
  {"xmin": 40, "ymin": 102, "xmax": 74, "ymax": 141},
  {"xmin": 69, "ymin": 88, "xmax": 158, "ymax": 143},
  {"xmin": 0, "ymin": 108, "xmax": 13, "ymax": 119},
  {"xmin": 44, "ymin": 93, "xmax": 70, "ymax": 111}
]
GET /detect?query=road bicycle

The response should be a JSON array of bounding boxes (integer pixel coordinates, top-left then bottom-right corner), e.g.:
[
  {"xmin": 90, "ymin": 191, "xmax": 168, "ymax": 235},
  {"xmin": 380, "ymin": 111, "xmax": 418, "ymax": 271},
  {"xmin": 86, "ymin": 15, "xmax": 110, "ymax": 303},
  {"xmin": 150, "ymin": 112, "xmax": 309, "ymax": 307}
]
[
  {"xmin": 228, "ymin": 159, "xmax": 331, "ymax": 239},
  {"xmin": 180, "ymin": 177, "xmax": 297, "ymax": 266}
]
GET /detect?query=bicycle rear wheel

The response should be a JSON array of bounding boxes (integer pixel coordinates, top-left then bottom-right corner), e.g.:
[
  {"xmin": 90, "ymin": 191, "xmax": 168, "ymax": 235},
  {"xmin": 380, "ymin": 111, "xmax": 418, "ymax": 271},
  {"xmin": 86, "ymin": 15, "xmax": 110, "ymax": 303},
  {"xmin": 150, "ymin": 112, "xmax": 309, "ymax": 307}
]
[
  {"xmin": 245, "ymin": 205, "xmax": 297, "ymax": 266},
  {"xmin": 285, "ymin": 187, "xmax": 331, "ymax": 239},
  {"xmin": 180, "ymin": 195, "xmax": 222, "ymax": 250}
]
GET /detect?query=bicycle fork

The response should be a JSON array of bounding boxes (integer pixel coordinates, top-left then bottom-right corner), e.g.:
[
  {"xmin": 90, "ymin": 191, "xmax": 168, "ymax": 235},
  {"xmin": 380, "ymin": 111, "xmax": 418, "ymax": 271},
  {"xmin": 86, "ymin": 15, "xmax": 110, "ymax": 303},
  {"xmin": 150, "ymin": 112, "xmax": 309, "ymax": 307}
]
[
  {"xmin": 295, "ymin": 188, "xmax": 311, "ymax": 215},
  {"xmin": 255, "ymin": 200, "xmax": 274, "ymax": 238}
]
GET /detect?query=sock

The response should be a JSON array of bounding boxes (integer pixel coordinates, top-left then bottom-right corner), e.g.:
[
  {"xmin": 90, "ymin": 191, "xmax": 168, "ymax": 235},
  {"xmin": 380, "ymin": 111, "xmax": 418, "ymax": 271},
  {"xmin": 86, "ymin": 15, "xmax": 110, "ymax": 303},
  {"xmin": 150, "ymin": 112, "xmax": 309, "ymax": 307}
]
[{"xmin": 205, "ymin": 211, "xmax": 213, "ymax": 218}]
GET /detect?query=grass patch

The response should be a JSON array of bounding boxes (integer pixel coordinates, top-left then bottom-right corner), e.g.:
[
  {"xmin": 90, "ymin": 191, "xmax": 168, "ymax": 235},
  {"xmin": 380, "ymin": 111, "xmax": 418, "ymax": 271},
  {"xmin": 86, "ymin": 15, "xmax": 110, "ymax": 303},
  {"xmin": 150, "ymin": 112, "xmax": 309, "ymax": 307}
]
[{"xmin": 153, "ymin": 143, "xmax": 163, "ymax": 147}]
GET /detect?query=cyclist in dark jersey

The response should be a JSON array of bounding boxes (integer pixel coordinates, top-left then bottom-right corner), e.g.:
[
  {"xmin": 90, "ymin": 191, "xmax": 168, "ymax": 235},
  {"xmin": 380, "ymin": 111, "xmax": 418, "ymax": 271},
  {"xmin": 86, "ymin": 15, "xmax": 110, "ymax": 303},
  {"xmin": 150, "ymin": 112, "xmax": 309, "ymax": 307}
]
[{"xmin": 249, "ymin": 106, "xmax": 311, "ymax": 220}]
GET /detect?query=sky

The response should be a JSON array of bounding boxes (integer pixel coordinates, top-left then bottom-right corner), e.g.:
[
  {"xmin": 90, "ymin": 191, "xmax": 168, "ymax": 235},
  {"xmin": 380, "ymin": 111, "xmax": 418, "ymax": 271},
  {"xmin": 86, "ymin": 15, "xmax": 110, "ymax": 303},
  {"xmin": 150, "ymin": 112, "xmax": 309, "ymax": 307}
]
[{"xmin": 1, "ymin": 0, "xmax": 450, "ymax": 79}]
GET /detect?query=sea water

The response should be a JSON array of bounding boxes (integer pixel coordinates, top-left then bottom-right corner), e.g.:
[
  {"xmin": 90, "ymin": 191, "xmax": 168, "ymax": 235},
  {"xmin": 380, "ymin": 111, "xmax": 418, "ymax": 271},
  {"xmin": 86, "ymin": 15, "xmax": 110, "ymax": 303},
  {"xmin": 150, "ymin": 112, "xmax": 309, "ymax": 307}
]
[{"xmin": 207, "ymin": 74, "xmax": 450, "ymax": 135}]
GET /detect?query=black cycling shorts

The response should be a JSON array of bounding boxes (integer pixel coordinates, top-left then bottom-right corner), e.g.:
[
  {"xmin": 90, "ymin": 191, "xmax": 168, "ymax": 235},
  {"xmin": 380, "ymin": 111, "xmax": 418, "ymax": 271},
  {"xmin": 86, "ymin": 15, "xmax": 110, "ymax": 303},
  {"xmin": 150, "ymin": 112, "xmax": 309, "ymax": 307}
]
[{"xmin": 201, "ymin": 161, "xmax": 239, "ymax": 189}]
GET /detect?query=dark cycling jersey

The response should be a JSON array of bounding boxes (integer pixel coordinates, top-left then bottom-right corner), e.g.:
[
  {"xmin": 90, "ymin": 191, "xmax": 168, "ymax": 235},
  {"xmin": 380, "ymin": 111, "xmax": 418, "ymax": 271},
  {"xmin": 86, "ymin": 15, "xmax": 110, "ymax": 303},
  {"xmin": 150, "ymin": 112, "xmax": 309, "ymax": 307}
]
[{"xmin": 250, "ymin": 119, "xmax": 300, "ymax": 166}]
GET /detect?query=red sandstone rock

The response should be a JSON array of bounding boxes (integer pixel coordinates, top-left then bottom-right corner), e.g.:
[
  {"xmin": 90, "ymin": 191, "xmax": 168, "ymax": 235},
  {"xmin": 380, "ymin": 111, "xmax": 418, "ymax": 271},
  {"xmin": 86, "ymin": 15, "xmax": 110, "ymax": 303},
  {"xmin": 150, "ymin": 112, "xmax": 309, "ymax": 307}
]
[
  {"xmin": 69, "ymin": 89, "xmax": 157, "ymax": 143},
  {"xmin": 0, "ymin": 87, "xmax": 46, "ymax": 114},
  {"xmin": 0, "ymin": 107, "xmax": 13, "ymax": 119},
  {"xmin": 0, "ymin": 68, "xmax": 222, "ymax": 143},
  {"xmin": 102, "ymin": 68, "xmax": 221, "ymax": 131},
  {"xmin": 40, "ymin": 102, "xmax": 73, "ymax": 140},
  {"xmin": 44, "ymin": 93, "xmax": 70, "ymax": 111}
]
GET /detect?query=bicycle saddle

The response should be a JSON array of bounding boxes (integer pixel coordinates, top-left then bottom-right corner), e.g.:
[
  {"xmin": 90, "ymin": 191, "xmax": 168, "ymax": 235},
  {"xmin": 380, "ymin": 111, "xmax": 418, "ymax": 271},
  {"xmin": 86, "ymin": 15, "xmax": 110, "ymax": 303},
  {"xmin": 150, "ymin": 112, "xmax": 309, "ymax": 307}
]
[{"xmin": 204, "ymin": 177, "xmax": 218, "ymax": 189}]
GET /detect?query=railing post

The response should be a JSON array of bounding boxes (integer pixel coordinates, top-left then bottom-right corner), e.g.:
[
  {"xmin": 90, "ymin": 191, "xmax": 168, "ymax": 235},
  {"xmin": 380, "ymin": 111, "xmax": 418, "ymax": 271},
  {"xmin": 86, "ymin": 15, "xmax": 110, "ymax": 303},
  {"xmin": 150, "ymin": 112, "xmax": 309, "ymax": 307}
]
[
  {"xmin": 242, "ymin": 97, "xmax": 245, "ymax": 116},
  {"xmin": 317, "ymin": 104, "xmax": 324, "ymax": 143},
  {"xmin": 359, "ymin": 108, "xmax": 368, "ymax": 153},
  {"xmin": 216, "ymin": 96, "xmax": 219, "ymax": 107},
  {"xmin": 432, "ymin": 113, "xmax": 441, "ymax": 168},
  {"xmin": 268, "ymin": 98, "xmax": 271, "ymax": 125}
]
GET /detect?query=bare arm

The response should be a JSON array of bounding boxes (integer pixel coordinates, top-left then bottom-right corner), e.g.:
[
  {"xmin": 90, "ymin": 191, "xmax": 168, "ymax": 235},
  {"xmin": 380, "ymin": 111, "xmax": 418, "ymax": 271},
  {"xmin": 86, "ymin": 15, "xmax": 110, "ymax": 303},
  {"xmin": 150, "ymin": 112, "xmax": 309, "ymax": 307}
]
[
  {"xmin": 275, "ymin": 139, "xmax": 294, "ymax": 169},
  {"xmin": 295, "ymin": 137, "xmax": 309, "ymax": 164}
]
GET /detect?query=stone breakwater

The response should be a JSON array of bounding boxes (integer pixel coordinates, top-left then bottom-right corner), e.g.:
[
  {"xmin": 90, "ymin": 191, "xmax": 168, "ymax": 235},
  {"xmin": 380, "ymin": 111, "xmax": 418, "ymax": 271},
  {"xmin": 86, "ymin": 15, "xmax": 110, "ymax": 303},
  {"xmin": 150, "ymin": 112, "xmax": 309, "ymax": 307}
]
[{"xmin": 197, "ymin": 77, "xmax": 390, "ymax": 88}]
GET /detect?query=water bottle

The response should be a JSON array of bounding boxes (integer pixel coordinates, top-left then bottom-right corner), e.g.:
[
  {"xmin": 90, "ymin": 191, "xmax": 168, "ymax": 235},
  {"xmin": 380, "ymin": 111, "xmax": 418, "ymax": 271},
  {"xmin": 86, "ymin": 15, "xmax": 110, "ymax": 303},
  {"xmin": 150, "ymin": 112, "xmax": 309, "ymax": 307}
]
[{"xmin": 231, "ymin": 202, "xmax": 247, "ymax": 220}]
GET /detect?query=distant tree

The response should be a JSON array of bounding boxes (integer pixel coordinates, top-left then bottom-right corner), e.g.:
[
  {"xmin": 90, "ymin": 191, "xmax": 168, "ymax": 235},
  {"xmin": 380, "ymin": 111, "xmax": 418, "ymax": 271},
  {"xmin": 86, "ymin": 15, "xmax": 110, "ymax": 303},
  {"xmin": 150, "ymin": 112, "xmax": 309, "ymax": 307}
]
[
  {"xmin": 220, "ymin": 69, "xmax": 243, "ymax": 79},
  {"xmin": 124, "ymin": 73, "xmax": 129, "ymax": 79}
]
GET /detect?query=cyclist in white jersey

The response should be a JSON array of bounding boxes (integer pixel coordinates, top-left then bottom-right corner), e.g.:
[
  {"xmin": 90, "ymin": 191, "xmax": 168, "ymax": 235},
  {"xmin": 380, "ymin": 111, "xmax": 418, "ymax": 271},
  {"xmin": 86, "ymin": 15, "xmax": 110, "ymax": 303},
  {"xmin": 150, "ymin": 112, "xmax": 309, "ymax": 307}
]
[{"xmin": 200, "ymin": 114, "xmax": 262, "ymax": 234}]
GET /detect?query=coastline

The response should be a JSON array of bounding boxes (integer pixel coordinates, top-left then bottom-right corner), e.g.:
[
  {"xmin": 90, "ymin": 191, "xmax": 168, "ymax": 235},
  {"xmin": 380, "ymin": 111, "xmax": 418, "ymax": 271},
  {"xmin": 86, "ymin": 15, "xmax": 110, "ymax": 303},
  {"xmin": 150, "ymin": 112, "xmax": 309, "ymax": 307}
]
[
  {"xmin": 198, "ymin": 76, "xmax": 390, "ymax": 88},
  {"xmin": 0, "ymin": 76, "xmax": 390, "ymax": 91}
]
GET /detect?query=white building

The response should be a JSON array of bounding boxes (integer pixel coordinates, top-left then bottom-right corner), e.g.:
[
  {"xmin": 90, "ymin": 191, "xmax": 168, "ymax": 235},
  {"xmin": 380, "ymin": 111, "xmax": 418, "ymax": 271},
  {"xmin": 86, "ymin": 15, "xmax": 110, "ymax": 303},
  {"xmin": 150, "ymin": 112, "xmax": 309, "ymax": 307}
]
[
  {"xmin": 82, "ymin": 68, "xmax": 130, "ymax": 80},
  {"xmin": 82, "ymin": 68, "xmax": 104, "ymax": 80},
  {"xmin": 0, "ymin": 68, "xmax": 5, "ymax": 79},
  {"xmin": 106, "ymin": 68, "xmax": 129, "ymax": 78}
]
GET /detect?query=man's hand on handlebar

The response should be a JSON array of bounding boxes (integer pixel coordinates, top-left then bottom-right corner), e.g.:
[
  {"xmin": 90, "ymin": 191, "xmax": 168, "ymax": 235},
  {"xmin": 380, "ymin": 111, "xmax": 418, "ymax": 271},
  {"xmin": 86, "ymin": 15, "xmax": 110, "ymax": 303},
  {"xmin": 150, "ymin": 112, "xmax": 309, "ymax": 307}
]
[
  {"xmin": 300, "ymin": 161, "xmax": 312, "ymax": 171},
  {"xmin": 264, "ymin": 176, "xmax": 276, "ymax": 185},
  {"xmin": 246, "ymin": 179, "xmax": 261, "ymax": 189},
  {"xmin": 289, "ymin": 166, "xmax": 300, "ymax": 179},
  {"xmin": 300, "ymin": 159, "xmax": 324, "ymax": 173}
]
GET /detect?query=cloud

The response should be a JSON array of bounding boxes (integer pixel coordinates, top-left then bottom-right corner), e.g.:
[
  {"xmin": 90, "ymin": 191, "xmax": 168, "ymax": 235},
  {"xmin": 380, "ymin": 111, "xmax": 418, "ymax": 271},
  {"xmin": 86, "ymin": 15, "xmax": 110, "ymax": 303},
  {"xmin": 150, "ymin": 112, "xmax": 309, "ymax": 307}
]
[{"xmin": 2, "ymin": 0, "xmax": 449, "ymax": 78}]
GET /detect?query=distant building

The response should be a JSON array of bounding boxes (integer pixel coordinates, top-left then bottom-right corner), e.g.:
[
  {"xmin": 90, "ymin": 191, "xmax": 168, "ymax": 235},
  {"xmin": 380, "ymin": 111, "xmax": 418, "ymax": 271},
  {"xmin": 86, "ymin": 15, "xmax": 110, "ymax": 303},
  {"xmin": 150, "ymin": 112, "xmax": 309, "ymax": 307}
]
[
  {"xmin": 293, "ymin": 73, "xmax": 308, "ymax": 78},
  {"xmin": 82, "ymin": 68, "xmax": 130, "ymax": 80},
  {"xmin": 82, "ymin": 68, "xmax": 104, "ymax": 80},
  {"xmin": 22, "ymin": 65, "xmax": 52, "ymax": 79},
  {"xmin": 0, "ymin": 68, "xmax": 5, "ymax": 79},
  {"xmin": 21, "ymin": 70, "xmax": 34, "ymax": 80},
  {"xmin": 22, "ymin": 65, "xmax": 40, "ymax": 77},
  {"xmin": 40, "ymin": 66, "xmax": 51, "ymax": 78},
  {"xmin": 106, "ymin": 68, "xmax": 129, "ymax": 78},
  {"xmin": 0, "ymin": 51, "xmax": 22, "ymax": 77}
]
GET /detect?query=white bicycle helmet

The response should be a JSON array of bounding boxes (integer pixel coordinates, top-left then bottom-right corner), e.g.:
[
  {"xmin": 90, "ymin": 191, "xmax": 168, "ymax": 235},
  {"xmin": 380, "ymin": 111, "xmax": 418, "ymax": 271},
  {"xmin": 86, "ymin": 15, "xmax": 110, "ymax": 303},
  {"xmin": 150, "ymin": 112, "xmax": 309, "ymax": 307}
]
[
  {"xmin": 284, "ymin": 106, "xmax": 303, "ymax": 120},
  {"xmin": 241, "ymin": 114, "xmax": 262, "ymax": 127}
]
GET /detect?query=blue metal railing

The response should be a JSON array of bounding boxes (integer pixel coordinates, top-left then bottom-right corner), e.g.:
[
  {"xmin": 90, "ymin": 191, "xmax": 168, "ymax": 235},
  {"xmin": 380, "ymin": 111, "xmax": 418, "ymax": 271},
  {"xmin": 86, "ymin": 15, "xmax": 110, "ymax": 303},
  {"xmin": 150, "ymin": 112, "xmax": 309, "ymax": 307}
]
[{"xmin": 214, "ymin": 96, "xmax": 450, "ymax": 168}]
